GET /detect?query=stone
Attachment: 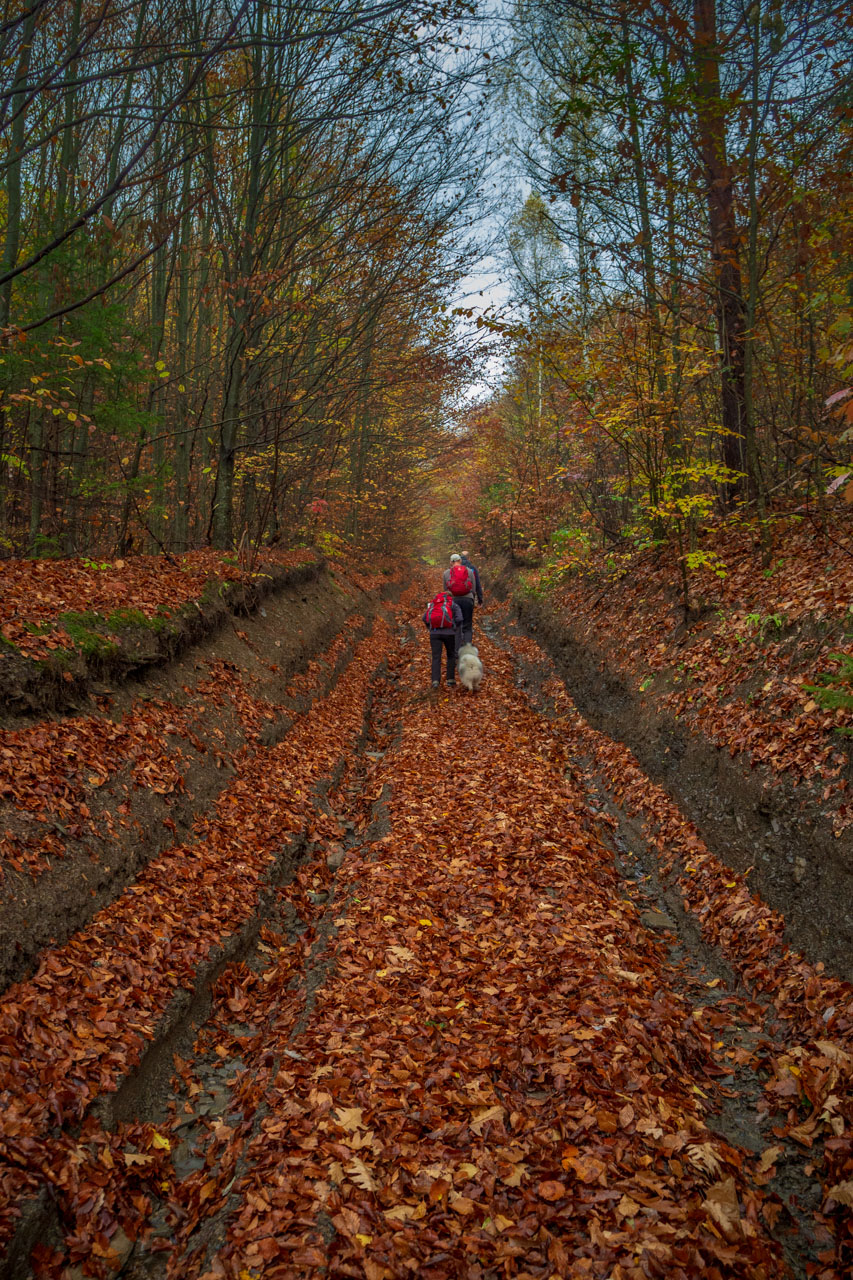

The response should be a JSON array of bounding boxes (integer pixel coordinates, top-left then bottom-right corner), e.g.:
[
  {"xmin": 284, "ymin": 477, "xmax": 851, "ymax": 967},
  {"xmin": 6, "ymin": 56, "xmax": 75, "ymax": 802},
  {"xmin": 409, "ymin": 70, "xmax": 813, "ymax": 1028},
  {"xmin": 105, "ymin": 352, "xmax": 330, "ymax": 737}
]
[
  {"xmin": 326, "ymin": 844, "xmax": 346, "ymax": 871},
  {"xmin": 640, "ymin": 908, "xmax": 676, "ymax": 932}
]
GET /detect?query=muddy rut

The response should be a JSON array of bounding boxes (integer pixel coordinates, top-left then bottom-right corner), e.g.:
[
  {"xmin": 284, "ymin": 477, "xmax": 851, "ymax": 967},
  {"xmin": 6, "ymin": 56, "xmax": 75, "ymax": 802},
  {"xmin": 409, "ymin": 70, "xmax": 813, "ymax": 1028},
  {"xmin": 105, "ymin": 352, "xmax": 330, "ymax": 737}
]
[{"xmin": 1, "ymin": 587, "xmax": 851, "ymax": 1280}]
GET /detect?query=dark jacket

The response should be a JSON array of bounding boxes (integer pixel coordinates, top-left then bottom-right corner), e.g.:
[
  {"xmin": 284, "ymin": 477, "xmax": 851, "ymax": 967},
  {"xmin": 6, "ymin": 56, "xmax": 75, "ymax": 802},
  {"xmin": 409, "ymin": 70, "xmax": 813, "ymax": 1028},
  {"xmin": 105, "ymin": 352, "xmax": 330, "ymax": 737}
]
[
  {"xmin": 461, "ymin": 556, "xmax": 483, "ymax": 605},
  {"xmin": 423, "ymin": 593, "xmax": 463, "ymax": 634}
]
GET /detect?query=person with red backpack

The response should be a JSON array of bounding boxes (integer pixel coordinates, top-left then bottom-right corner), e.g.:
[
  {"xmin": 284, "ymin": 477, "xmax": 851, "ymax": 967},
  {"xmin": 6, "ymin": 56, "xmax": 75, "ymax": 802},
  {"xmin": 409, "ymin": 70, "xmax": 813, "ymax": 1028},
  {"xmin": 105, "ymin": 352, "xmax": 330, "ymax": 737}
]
[
  {"xmin": 422, "ymin": 587, "xmax": 463, "ymax": 688},
  {"xmin": 443, "ymin": 552, "xmax": 475, "ymax": 645}
]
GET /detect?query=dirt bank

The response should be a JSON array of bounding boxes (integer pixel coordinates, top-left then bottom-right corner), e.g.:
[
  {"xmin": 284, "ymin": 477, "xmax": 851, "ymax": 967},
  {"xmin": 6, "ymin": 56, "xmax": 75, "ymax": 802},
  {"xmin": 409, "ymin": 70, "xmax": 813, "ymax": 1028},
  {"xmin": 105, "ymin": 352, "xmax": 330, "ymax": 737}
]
[
  {"xmin": 0, "ymin": 562, "xmax": 395, "ymax": 992},
  {"xmin": 0, "ymin": 553, "xmax": 323, "ymax": 720},
  {"xmin": 492, "ymin": 566, "xmax": 853, "ymax": 981}
]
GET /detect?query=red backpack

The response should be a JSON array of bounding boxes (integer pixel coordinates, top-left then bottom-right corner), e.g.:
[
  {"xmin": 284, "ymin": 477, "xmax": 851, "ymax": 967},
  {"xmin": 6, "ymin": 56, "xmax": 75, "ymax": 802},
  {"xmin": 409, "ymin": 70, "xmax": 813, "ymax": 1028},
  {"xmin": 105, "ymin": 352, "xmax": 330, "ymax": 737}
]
[
  {"xmin": 447, "ymin": 562, "xmax": 472, "ymax": 596},
  {"xmin": 427, "ymin": 593, "xmax": 454, "ymax": 629}
]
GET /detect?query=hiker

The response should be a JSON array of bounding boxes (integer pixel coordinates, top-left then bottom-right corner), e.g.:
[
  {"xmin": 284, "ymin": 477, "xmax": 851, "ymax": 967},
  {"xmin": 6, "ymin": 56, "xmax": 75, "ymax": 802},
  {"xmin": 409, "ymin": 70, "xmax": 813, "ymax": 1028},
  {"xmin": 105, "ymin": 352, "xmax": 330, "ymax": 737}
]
[
  {"xmin": 460, "ymin": 550, "xmax": 483, "ymax": 623},
  {"xmin": 423, "ymin": 588, "xmax": 463, "ymax": 688},
  {"xmin": 443, "ymin": 552, "xmax": 475, "ymax": 645}
]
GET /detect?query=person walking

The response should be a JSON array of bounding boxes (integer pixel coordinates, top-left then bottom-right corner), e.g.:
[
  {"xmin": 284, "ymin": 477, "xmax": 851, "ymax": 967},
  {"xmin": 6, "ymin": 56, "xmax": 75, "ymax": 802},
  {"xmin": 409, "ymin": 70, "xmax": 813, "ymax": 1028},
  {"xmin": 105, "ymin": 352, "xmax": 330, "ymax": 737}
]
[
  {"xmin": 423, "ymin": 587, "xmax": 463, "ymax": 688},
  {"xmin": 460, "ymin": 551, "xmax": 483, "ymax": 627},
  {"xmin": 443, "ymin": 552, "xmax": 475, "ymax": 645}
]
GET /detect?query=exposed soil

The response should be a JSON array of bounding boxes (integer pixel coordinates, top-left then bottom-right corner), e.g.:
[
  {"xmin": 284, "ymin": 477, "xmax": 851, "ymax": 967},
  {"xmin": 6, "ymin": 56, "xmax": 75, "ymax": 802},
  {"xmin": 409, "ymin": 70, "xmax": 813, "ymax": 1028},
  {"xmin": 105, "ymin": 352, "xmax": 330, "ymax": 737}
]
[
  {"xmin": 0, "ymin": 564, "xmax": 391, "ymax": 992},
  {"xmin": 0, "ymin": 556, "xmax": 323, "ymax": 721},
  {"xmin": 491, "ymin": 566, "xmax": 853, "ymax": 982}
]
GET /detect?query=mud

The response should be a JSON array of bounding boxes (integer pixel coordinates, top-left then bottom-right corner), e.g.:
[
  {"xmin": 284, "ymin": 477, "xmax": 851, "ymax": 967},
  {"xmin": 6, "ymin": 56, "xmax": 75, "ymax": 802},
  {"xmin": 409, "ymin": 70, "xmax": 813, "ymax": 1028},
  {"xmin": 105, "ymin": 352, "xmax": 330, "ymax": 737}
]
[{"xmin": 493, "ymin": 571, "xmax": 853, "ymax": 981}]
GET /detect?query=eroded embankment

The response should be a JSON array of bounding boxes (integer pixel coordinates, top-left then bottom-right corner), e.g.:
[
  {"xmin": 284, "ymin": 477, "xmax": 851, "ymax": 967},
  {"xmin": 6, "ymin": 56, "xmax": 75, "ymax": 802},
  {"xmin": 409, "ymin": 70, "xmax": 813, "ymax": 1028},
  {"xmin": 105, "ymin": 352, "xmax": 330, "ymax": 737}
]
[
  {"xmin": 0, "ymin": 560, "xmax": 393, "ymax": 991},
  {"xmin": 493, "ymin": 566, "xmax": 852, "ymax": 981},
  {"xmin": 0, "ymin": 551, "xmax": 322, "ymax": 719},
  {"xmin": 0, "ymin": 582, "xmax": 399, "ymax": 1276}
]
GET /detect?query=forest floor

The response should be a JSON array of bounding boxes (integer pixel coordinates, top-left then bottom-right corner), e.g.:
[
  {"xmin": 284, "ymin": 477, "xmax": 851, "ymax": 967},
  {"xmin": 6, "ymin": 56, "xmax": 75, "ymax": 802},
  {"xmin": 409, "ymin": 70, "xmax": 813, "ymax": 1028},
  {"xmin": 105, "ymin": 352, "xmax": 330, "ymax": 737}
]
[
  {"xmin": 505, "ymin": 518, "xmax": 853, "ymax": 979},
  {"xmin": 0, "ymin": 563, "xmax": 851, "ymax": 1280}
]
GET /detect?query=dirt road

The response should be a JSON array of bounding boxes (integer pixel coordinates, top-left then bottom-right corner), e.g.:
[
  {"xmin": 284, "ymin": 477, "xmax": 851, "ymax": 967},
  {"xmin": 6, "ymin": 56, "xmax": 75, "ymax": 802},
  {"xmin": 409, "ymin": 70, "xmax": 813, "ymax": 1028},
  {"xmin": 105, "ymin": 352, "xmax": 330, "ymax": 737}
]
[{"xmin": 2, "ymin": 586, "xmax": 850, "ymax": 1279}]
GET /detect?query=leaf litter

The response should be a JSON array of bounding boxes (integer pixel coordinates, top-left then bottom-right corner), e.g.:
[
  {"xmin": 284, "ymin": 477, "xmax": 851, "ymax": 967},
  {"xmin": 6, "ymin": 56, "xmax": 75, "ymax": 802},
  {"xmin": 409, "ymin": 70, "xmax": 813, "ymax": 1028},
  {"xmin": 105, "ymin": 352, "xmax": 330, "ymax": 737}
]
[{"xmin": 3, "ymin": 583, "xmax": 852, "ymax": 1279}]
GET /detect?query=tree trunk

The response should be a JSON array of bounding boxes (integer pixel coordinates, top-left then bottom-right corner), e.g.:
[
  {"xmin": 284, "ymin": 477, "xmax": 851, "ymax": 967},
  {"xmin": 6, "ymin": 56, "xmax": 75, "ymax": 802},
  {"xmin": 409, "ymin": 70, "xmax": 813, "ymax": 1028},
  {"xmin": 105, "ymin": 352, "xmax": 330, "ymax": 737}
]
[
  {"xmin": 0, "ymin": 8, "xmax": 37, "ymax": 332},
  {"xmin": 693, "ymin": 0, "xmax": 747, "ymax": 500}
]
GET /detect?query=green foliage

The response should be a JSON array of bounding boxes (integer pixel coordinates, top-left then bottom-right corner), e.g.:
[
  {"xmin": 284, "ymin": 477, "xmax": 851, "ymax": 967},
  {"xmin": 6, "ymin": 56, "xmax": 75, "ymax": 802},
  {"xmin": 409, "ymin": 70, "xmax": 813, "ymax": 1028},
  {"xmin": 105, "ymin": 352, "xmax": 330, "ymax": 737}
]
[
  {"xmin": 805, "ymin": 654, "xmax": 853, "ymax": 734},
  {"xmin": 31, "ymin": 533, "xmax": 64, "ymax": 559},
  {"xmin": 534, "ymin": 525, "xmax": 593, "ymax": 592},
  {"xmin": 684, "ymin": 549, "xmax": 728, "ymax": 581},
  {"xmin": 1, "ymin": 452, "xmax": 29, "ymax": 478},
  {"xmin": 519, "ymin": 571, "xmax": 547, "ymax": 599},
  {"xmin": 743, "ymin": 611, "xmax": 787, "ymax": 642},
  {"xmin": 315, "ymin": 529, "xmax": 346, "ymax": 557},
  {"xmin": 105, "ymin": 606, "xmax": 171, "ymax": 633}
]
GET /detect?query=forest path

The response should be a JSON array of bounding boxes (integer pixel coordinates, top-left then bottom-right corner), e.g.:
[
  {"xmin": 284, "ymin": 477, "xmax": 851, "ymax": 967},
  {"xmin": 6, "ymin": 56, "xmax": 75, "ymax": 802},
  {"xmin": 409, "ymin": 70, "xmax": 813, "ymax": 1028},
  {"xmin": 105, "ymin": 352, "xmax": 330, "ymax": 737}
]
[
  {"xmin": 4, "ymin": 584, "xmax": 847, "ymax": 1280},
  {"xmin": 114, "ymin": 588, "xmax": 837, "ymax": 1280}
]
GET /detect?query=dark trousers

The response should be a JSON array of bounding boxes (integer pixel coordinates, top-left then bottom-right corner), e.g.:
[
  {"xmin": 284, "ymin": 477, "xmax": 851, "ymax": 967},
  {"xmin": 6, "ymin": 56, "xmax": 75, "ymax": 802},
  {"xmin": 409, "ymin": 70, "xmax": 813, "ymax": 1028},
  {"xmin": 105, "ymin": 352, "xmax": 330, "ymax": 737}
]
[
  {"xmin": 456, "ymin": 596, "xmax": 474, "ymax": 645},
  {"xmin": 430, "ymin": 632, "xmax": 457, "ymax": 683}
]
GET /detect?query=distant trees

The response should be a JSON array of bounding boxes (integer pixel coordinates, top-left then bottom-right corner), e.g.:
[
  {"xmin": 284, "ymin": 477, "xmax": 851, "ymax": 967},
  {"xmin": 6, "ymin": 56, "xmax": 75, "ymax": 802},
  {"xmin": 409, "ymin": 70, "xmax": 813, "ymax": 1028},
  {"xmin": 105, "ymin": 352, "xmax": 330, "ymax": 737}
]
[
  {"xmin": 465, "ymin": 0, "xmax": 852, "ymax": 560},
  {"xmin": 0, "ymin": 0, "xmax": 483, "ymax": 556}
]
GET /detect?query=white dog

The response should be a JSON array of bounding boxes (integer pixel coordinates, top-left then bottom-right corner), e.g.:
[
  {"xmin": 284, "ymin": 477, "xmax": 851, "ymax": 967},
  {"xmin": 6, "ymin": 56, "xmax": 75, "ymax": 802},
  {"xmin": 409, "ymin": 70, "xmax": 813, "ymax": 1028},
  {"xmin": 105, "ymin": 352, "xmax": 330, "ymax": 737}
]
[{"xmin": 457, "ymin": 643, "xmax": 484, "ymax": 693}]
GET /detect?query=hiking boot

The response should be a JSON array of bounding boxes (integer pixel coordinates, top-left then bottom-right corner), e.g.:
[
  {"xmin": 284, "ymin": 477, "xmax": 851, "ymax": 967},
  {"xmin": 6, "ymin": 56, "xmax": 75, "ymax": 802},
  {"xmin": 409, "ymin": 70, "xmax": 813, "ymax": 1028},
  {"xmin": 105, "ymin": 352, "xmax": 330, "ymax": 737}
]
[{"xmin": 431, "ymin": 681, "xmax": 439, "ymax": 689}]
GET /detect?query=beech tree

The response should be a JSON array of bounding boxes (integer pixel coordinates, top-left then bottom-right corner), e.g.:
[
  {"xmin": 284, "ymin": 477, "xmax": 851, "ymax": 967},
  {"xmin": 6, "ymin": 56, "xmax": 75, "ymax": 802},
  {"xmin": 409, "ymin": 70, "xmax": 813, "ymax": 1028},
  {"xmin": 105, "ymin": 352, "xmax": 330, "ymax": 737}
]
[
  {"xmin": 0, "ymin": 0, "xmax": 485, "ymax": 556},
  {"xmin": 469, "ymin": 0, "xmax": 852, "ymax": 561}
]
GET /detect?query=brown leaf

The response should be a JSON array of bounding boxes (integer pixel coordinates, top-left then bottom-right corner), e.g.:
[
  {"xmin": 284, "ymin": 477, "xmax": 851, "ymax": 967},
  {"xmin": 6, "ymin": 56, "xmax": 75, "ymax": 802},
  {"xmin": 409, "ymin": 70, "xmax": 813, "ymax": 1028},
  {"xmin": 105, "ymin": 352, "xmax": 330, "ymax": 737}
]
[
  {"xmin": 469, "ymin": 1104, "xmax": 504, "ymax": 1135},
  {"xmin": 345, "ymin": 1157, "xmax": 376, "ymax": 1191},
  {"xmin": 757, "ymin": 1145, "xmax": 783, "ymax": 1173},
  {"xmin": 704, "ymin": 1177, "xmax": 741, "ymax": 1239},
  {"xmin": 334, "ymin": 1106, "xmax": 364, "ymax": 1132},
  {"xmin": 616, "ymin": 1193, "xmax": 640, "ymax": 1219}
]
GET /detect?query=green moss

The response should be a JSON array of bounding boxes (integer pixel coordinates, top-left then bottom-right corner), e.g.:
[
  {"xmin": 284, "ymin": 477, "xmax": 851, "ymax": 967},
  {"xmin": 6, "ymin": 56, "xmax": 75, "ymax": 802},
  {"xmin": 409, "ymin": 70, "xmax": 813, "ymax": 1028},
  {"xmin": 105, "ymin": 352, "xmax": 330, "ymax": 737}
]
[
  {"xmin": 58, "ymin": 611, "xmax": 119, "ymax": 658},
  {"xmin": 0, "ymin": 632, "xmax": 19, "ymax": 653},
  {"xmin": 106, "ymin": 607, "xmax": 148, "ymax": 629}
]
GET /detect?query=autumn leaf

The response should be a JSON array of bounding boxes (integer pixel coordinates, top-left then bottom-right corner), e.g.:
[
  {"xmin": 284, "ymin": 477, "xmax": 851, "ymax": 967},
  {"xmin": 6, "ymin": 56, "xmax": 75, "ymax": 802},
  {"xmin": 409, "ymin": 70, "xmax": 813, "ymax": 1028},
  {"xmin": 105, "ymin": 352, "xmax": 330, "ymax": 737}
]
[
  {"xmin": 704, "ymin": 1178, "xmax": 742, "ymax": 1239},
  {"xmin": 757, "ymin": 1145, "xmax": 784, "ymax": 1173},
  {"xmin": 537, "ymin": 1180, "xmax": 567, "ymax": 1202},
  {"xmin": 334, "ymin": 1107, "xmax": 364, "ymax": 1132},
  {"xmin": 469, "ymin": 1104, "xmax": 504, "ymax": 1135},
  {"xmin": 345, "ymin": 1158, "xmax": 376, "ymax": 1191}
]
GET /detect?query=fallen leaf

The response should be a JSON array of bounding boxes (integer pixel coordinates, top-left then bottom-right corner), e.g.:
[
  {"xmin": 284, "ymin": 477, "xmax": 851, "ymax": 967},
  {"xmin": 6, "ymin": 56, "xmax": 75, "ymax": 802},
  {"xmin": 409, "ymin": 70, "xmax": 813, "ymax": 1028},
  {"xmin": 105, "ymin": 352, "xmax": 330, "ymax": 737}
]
[
  {"xmin": 704, "ymin": 1177, "xmax": 741, "ymax": 1239},
  {"xmin": 469, "ymin": 1104, "xmax": 504, "ymax": 1135},
  {"xmin": 757, "ymin": 1145, "xmax": 784, "ymax": 1173},
  {"xmin": 334, "ymin": 1107, "xmax": 364, "ymax": 1132},
  {"xmin": 345, "ymin": 1157, "xmax": 376, "ymax": 1191},
  {"xmin": 616, "ymin": 1193, "xmax": 640, "ymax": 1218}
]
